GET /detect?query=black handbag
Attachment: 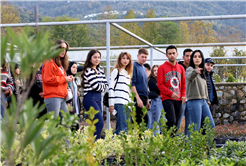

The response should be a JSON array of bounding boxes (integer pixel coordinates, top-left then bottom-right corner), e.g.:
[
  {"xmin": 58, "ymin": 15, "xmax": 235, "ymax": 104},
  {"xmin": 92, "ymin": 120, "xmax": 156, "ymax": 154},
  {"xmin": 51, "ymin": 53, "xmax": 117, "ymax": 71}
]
[{"xmin": 103, "ymin": 69, "xmax": 119, "ymax": 107}]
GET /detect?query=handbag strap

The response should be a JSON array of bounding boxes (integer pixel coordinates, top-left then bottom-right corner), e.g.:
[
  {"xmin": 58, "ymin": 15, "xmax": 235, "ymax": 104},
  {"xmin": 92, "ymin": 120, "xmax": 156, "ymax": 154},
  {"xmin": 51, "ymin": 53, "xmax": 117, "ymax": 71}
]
[{"xmin": 113, "ymin": 69, "xmax": 120, "ymax": 90}]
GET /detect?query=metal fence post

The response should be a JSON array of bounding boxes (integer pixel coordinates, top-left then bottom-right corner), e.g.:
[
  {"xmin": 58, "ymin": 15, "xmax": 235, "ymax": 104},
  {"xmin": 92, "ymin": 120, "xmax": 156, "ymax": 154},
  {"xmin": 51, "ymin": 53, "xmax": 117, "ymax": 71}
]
[
  {"xmin": 150, "ymin": 47, "xmax": 153, "ymax": 67},
  {"xmin": 106, "ymin": 22, "xmax": 111, "ymax": 130}
]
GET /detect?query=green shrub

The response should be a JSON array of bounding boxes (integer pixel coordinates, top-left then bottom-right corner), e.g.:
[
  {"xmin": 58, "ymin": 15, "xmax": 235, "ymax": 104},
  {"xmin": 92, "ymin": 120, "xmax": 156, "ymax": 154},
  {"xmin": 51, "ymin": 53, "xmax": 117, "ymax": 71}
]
[
  {"xmin": 214, "ymin": 74, "xmax": 221, "ymax": 82},
  {"xmin": 226, "ymin": 73, "xmax": 236, "ymax": 82}
]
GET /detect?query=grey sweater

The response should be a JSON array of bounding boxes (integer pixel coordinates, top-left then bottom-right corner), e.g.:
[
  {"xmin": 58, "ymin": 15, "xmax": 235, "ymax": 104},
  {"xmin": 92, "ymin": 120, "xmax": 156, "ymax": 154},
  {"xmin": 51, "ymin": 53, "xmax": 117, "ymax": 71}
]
[{"xmin": 185, "ymin": 66, "xmax": 209, "ymax": 101}]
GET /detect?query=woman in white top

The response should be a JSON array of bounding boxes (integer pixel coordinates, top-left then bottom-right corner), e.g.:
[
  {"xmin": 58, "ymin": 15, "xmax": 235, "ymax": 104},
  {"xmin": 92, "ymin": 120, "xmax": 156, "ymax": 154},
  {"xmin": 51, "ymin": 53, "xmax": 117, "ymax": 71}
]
[{"xmin": 108, "ymin": 52, "xmax": 133, "ymax": 135}]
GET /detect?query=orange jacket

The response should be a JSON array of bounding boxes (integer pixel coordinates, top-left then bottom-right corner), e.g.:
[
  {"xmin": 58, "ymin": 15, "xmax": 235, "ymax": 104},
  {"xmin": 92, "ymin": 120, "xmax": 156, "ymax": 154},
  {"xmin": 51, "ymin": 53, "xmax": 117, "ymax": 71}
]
[{"xmin": 42, "ymin": 59, "xmax": 67, "ymax": 99}]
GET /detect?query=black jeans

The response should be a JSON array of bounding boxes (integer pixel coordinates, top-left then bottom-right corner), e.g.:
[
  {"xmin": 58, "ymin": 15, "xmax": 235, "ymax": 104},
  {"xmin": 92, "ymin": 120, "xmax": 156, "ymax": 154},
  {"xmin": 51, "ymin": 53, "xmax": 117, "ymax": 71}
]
[
  {"xmin": 134, "ymin": 95, "xmax": 148, "ymax": 126},
  {"xmin": 162, "ymin": 99, "xmax": 182, "ymax": 132}
]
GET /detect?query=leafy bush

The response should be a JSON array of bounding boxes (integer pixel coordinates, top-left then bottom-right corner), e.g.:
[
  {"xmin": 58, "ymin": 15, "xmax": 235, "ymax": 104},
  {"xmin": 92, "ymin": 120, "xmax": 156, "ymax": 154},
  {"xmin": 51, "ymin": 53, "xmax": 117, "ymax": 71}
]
[
  {"xmin": 214, "ymin": 74, "xmax": 221, "ymax": 83},
  {"xmin": 226, "ymin": 73, "xmax": 236, "ymax": 82}
]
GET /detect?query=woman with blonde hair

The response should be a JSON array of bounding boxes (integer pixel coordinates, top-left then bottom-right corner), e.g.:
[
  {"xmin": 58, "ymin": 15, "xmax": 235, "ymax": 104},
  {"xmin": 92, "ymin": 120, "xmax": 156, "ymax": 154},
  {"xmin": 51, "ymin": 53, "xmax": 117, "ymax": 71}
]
[
  {"xmin": 108, "ymin": 52, "xmax": 133, "ymax": 135},
  {"xmin": 42, "ymin": 40, "xmax": 74, "ymax": 119}
]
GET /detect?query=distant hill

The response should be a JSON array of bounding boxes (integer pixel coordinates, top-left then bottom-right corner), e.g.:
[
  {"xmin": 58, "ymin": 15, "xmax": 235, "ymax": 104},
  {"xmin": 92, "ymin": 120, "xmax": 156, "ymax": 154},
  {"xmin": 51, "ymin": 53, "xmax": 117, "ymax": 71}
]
[{"xmin": 11, "ymin": 1, "xmax": 246, "ymax": 33}]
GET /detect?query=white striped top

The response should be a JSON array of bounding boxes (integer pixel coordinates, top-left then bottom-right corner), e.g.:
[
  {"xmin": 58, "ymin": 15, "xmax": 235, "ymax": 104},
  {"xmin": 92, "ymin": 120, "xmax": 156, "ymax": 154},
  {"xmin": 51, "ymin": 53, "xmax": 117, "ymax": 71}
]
[
  {"xmin": 1, "ymin": 68, "xmax": 14, "ymax": 96},
  {"xmin": 109, "ymin": 68, "xmax": 131, "ymax": 106},
  {"xmin": 83, "ymin": 67, "xmax": 108, "ymax": 96}
]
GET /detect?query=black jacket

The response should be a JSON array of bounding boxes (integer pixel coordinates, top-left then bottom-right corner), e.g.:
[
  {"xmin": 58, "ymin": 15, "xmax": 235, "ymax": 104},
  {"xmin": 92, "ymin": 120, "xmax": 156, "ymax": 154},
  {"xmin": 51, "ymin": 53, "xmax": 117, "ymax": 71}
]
[
  {"xmin": 148, "ymin": 77, "xmax": 160, "ymax": 99},
  {"xmin": 178, "ymin": 61, "xmax": 188, "ymax": 71},
  {"xmin": 28, "ymin": 70, "xmax": 43, "ymax": 106},
  {"xmin": 205, "ymin": 70, "xmax": 218, "ymax": 105}
]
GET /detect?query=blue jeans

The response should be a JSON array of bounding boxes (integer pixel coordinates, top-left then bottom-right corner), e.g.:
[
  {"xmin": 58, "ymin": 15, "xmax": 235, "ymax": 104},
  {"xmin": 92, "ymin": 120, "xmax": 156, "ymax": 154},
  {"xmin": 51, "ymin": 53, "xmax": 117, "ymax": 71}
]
[
  {"xmin": 186, "ymin": 99, "xmax": 215, "ymax": 137},
  {"xmin": 114, "ymin": 104, "xmax": 131, "ymax": 135},
  {"xmin": 149, "ymin": 97, "xmax": 163, "ymax": 136},
  {"xmin": 177, "ymin": 101, "xmax": 186, "ymax": 131},
  {"xmin": 83, "ymin": 91, "xmax": 104, "ymax": 140},
  {"xmin": 1, "ymin": 93, "xmax": 6, "ymax": 119},
  {"xmin": 147, "ymin": 110, "xmax": 152, "ymax": 129},
  {"xmin": 44, "ymin": 97, "xmax": 68, "ymax": 119}
]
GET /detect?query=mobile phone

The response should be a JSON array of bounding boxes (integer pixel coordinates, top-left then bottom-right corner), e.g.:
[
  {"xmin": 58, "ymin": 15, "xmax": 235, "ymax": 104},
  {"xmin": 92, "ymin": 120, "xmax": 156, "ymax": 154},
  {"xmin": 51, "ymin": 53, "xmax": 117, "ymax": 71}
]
[{"xmin": 112, "ymin": 109, "xmax": 117, "ymax": 116}]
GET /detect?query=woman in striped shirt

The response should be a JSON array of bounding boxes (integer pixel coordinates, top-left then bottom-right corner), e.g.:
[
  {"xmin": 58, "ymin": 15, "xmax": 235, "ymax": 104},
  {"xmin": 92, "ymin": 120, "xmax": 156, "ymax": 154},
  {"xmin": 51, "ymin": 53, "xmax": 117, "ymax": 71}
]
[
  {"xmin": 82, "ymin": 49, "xmax": 108, "ymax": 140},
  {"xmin": 1, "ymin": 59, "xmax": 14, "ymax": 119},
  {"xmin": 108, "ymin": 52, "xmax": 133, "ymax": 135}
]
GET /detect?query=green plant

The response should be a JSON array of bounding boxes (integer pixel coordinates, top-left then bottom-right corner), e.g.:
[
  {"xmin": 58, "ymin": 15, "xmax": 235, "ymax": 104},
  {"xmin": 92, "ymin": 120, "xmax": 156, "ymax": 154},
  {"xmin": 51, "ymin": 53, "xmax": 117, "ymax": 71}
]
[
  {"xmin": 208, "ymin": 141, "xmax": 246, "ymax": 165},
  {"xmin": 1, "ymin": 27, "xmax": 65, "ymax": 165},
  {"xmin": 226, "ymin": 73, "xmax": 236, "ymax": 82},
  {"xmin": 214, "ymin": 74, "xmax": 221, "ymax": 82}
]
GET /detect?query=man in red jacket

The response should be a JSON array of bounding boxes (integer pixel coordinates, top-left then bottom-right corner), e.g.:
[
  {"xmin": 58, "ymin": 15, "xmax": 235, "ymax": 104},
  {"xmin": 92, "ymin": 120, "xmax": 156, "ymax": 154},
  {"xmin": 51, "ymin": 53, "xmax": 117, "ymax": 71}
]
[{"xmin": 157, "ymin": 45, "xmax": 186, "ymax": 133}]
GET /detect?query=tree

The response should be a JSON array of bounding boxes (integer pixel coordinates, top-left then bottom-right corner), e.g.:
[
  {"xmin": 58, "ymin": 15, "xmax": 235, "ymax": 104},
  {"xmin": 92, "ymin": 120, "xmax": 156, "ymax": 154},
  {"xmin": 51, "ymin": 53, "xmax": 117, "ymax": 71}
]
[
  {"xmin": 155, "ymin": 21, "xmax": 183, "ymax": 44},
  {"xmin": 39, "ymin": 15, "xmax": 92, "ymax": 47},
  {"xmin": 1, "ymin": 2, "xmax": 21, "ymax": 35},
  {"xmin": 209, "ymin": 46, "xmax": 227, "ymax": 80},
  {"xmin": 230, "ymin": 48, "xmax": 246, "ymax": 79},
  {"xmin": 117, "ymin": 9, "xmax": 142, "ymax": 45},
  {"xmin": 210, "ymin": 46, "xmax": 246, "ymax": 81},
  {"xmin": 218, "ymin": 26, "xmax": 245, "ymax": 42},
  {"xmin": 179, "ymin": 21, "xmax": 218, "ymax": 43},
  {"xmin": 19, "ymin": 7, "xmax": 42, "ymax": 23},
  {"xmin": 91, "ymin": 5, "xmax": 120, "ymax": 46},
  {"xmin": 141, "ymin": 9, "xmax": 158, "ymax": 43}
]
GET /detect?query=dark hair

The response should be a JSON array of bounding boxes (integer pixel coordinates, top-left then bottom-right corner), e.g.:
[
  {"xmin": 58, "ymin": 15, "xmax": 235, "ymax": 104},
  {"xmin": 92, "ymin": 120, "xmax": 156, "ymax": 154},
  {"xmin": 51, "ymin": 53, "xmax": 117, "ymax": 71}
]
[
  {"xmin": 143, "ymin": 63, "xmax": 151, "ymax": 71},
  {"xmin": 138, "ymin": 47, "xmax": 149, "ymax": 55},
  {"xmin": 53, "ymin": 39, "xmax": 69, "ymax": 71},
  {"xmin": 66, "ymin": 61, "xmax": 77, "ymax": 77},
  {"xmin": 1, "ymin": 59, "xmax": 8, "ymax": 71},
  {"xmin": 189, "ymin": 50, "xmax": 206, "ymax": 79},
  {"xmin": 81, "ymin": 49, "xmax": 101, "ymax": 88},
  {"xmin": 15, "ymin": 63, "xmax": 19, "ymax": 70},
  {"xmin": 149, "ymin": 65, "xmax": 159, "ymax": 81},
  {"xmin": 166, "ymin": 45, "xmax": 177, "ymax": 54},
  {"xmin": 183, "ymin": 48, "xmax": 193, "ymax": 56}
]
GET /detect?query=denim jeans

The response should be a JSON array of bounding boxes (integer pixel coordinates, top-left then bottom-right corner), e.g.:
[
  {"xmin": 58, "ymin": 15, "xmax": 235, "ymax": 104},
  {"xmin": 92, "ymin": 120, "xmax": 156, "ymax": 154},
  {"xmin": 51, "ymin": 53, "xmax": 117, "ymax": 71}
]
[
  {"xmin": 186, "ymin": 99, "xmax": 215, "ymax": 137},
  {"xmin": 149, "ymin": 97, "xmax": 163, "ymax": 136},
  {"xmin": 1, "ymin": 93, "xmax": 6, "ymax": 119},
  {"xmin": 147, "ymin": 110, "xmax": 152, "ymax": 129},
  {"xmin": 44, "ymin": 97, "xmax": 68, "ymax": 119},
  {"xmin": 177, "ymin": 101, "xmax": 186, "ymax": 131},
  {"xmin": 83, "ymin": 91, "xmax": 104, "ymax": 140},
  {"xmin": 114, "ymin": 104, "xmax": 131, "ymax": 135}
]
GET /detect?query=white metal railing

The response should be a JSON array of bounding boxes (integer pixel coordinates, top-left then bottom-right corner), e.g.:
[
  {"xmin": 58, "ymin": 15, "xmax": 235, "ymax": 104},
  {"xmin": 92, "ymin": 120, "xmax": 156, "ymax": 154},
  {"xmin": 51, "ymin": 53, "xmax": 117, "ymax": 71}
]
[{"xmin": 2, "ymin": 14, "xmax": 246, "ymax": 129}]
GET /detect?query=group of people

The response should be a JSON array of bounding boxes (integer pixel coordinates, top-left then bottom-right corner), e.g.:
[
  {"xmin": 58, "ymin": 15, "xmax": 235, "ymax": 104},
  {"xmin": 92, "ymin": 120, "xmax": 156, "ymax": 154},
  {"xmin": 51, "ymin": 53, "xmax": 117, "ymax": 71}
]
[
  {"xmin": 106, "ymin": 45, "xmax": 218, "ymax": 138},
  {"xmin": 1, "ymin": 39, "xmax": 218, "ymax": 141}
]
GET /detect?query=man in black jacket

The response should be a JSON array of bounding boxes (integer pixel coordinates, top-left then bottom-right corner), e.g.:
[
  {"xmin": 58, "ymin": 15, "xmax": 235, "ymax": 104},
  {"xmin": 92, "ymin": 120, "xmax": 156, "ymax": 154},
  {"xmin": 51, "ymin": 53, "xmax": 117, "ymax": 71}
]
[
  {"xmin": 177, "ymin": 48, "xmax": 193, "ymax": 132},
  {"xmin": 204, "ymin": 58, "xmax": 218, "ymax": 116}
]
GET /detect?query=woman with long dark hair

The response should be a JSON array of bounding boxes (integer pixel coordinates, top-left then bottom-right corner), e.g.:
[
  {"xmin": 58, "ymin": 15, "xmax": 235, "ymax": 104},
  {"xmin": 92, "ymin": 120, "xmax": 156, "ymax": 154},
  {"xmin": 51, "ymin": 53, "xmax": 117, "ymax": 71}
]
[
  {"xmin": 108, "ymin": 52, "xmax": 133, "ymax": 135},
  {"xmin": 82, "ymin": 49, "xmax": 108, "ymax": 140},
  {"xmin": 148, "ymin": 65, "xmax": 166, "ymax": 136},
  {"xmin": 185, "ymin": 50, "xmax": 215, "ymax": 136},
  {"xmin": 66, "ymin": 61, "xmax": 81, "ymax": 131},
  {"xmin": 42, "ymin": 40, "xmax": 74, "ymax": 119}
]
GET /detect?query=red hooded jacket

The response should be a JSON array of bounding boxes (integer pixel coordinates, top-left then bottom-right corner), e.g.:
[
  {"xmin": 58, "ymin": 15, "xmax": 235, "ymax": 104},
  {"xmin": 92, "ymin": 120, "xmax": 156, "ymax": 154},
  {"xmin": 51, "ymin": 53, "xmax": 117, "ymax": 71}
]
[{"xmin": 157, "ymin": 61, "xmax": 186, "ymax": 101}]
